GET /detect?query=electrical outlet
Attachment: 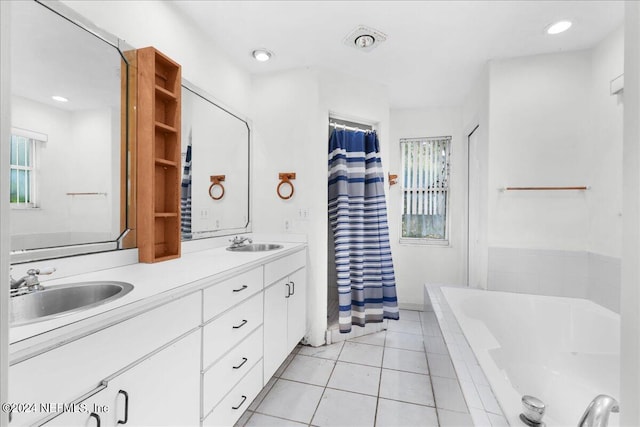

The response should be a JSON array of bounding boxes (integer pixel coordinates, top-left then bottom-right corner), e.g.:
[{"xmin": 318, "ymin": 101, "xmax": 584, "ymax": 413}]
[
  {"xmin": 298, "ymin": 208, "xmax": 309, "ymax": 220},
  {"xmin": 284, "ymin": 218, "xmax": 291, "ymax": 232}
]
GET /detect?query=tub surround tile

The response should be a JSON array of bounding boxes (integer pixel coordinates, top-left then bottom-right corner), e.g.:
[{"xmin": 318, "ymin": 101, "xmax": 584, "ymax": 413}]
[
  {"xmin": 437, "ymin": 408, "xmax": 474, "ymax": 427},
  {"xmin": 487, "ymin": 412, "xmax": 510, "ymax": 426},
  {"xmin": 476, "ymin": 384, "xmax": 502, "ymax": 415},
  {"xmin": 327, "ymin": 361, "xmax": 381, "ymax": 396},
  {"xmin": 375, "ymin": 398, "xmax": 439, "ymax": 427},
  {"xmin": 379, "ymin": 369, "xmax": 434, "ymax": 406},
  {"xmin": 487, "ymin": 247, "xmax": 622, "ymax": 312},
  {"xmin": 311, "ymin": 388, "xmax": 377, "ymax": 427},
  {"xmin": 470, "ymin": 407, "xmax": 493, "ymax": 427},
  {"xmin": 459, "ymin": 380, "xmax": 484, "ymax": 409},
  {"xmin": 451, "ymin": 357, "xmax": 472, "ymax": 381},
  {"xmin": 588, "ymin": 253, "xmax": 621, "ymax": 313},
  {"xmin": 382, "ymin": 347, "xmax": 429, "ymax": 375},
  {"xmin": 255, "ymin": 379, "xmax": 324, "ymax": 423},
  {"xmin": 425, "ymin": 285, "xmax": 508, "ymax": 424},
  {"xmin": 298, "ymin": 341, "xmax": 344, "ymax": 360},
  {"xmin": 280, "ymin": 354, "xmax": 335, "ymax": 386},
  {"xmin": 468, "ymin": 363, "xmax": 490, "ymax": 387},
  {"xmin": 431, "ymin": 376, "xmax": 468, "ymax": 413},
  {"xmin": 338, "ymin": 341, "xmax": 384, "ymax": 367}
]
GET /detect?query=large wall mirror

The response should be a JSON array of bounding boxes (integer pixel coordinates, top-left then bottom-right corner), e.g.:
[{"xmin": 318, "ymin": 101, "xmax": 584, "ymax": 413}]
[
  {"xmin": 9, "ymin": 1, "xmax": 132, "ymax": 262},
  {"xmin": 180, "ymin": 83, "xmax": 250, "ymax": 240}
]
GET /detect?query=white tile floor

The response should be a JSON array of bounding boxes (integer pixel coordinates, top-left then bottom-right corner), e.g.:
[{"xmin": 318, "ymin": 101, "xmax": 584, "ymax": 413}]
[{"xmin": 235, "ymin": 310, "xmax": 478, "ymax": 427}]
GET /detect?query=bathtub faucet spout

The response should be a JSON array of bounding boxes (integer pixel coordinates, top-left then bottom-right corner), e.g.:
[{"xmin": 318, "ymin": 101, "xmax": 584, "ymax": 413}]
[{"xmin": 577, "ymin": 394, "xmax": 619, "ymax": 427}]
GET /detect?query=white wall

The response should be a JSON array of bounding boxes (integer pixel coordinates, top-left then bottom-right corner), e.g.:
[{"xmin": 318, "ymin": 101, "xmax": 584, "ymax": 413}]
[
  {"xmin": 588, "ymin": 26, "xmax": 625, "ymax": 258},
  {"xmin": 488, "ymin": 50, "xmax": 593, "ymax": 251},
  {"xmin": 475, "ymin": 30, "xmax": 625, "ymax": 303},
  {"xmin": 463, "ymin": 67, "xmax": 491, "ymax": 289},
  {"xmin": 61, "ymin": 0, "xmax": 251, "ymax": 115},
  {"xmin": 387, "ymin": 107, "xmax": 465, "ymax": 305},
  {"xmin": 621, "ymin": 1, "xmax": 640, "ymax": 424},
  {"xmin": 252, "ymin": 68, "xmax": 323, "ymax": 345},
  {"xmin": 10, "ymin": 97, "xmax": 117, "ymax": 247},
  {"xmin": 251, "ymin": 67, "xmax": 390, "ymax": 346}
]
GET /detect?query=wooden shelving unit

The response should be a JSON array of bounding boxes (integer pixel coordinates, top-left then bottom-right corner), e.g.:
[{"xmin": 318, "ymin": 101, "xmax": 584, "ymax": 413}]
[{"xmin": 136, "ymin": 47, "xmax": 182, "ymax": 263}]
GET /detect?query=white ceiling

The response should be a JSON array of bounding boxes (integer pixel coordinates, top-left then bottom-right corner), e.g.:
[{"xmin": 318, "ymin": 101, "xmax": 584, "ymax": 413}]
[{"xmin": 172, "ymin": 0, "xmax": 625, "ymax": 109}]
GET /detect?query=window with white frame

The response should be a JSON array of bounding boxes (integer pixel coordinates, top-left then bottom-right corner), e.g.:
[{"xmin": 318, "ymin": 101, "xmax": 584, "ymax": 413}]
[
  {"xmin": 10, "ymin": 128, "xmax": 45, "ymax": 208},
  {"xmin": 400, "ymin": 136, "xmax": 451, "ymax": 244}
]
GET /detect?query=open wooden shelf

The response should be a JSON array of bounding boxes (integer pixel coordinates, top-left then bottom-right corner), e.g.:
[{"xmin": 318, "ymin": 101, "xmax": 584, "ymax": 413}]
[
  {"xmin": 155, "ymin": 158, "xmax": 178, "ymax": 168},
  {"xmin": 136, "ymin": 47, "xmax": 182, "ymax": 263}
]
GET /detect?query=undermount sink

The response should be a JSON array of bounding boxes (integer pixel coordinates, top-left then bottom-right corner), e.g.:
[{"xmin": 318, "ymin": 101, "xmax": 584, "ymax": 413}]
[
  {"xmin": 226, "ymin": 243, "xmax": 284, "ymax": 252},
  {"xmin": 10, "ymin": 281, "xmax": 134, "ymax": 326}
]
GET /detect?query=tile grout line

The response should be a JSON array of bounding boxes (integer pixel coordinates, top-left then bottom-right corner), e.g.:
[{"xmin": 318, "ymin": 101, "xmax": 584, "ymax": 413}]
[
  {"xmin": 421, "ymin": 311, "xmax": 442, "ymax": 427},
  {"xmin": 306, "ymin": 336, "xmax": 347, "ymax": 426},
  {"xmin": 372, "ymin": 330, "xmax": 387, "ymax": 427}
]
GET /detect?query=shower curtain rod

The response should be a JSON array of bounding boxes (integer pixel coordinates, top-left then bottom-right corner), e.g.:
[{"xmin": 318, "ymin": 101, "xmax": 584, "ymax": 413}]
[{"xmin": 329, "ymin": 122, "xmax": 371, "ymax": 133}]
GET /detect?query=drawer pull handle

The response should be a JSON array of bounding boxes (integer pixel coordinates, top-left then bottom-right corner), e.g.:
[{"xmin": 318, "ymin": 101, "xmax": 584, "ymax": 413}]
[
  {"xmin": 233, "ymin": 285, "xmax": 248, "ymax": 293},
  {"xmin": 285, "ymin": 282, "xmax": 291, "ymax": 298},
  {"xmin": 90, "ymin": 413, "xmax": 101, "ymax": 427},
  {"xmin": 290, "ymin": 281, "xmax": 295, "ymax": 296},
  {"xmin": 233, "ymin": 357, "xmax": 248, "ymax": 369},
  {"xmin": 232, "ymin": 319, "xmax": 248, "ymax": 329},
  {"xmin": 232, "ymin": 395, "xmax": 247, "ymax": 410},
  {"xmin": 117, "ymin": 390, "xmax": 129, "ymax": 424}
]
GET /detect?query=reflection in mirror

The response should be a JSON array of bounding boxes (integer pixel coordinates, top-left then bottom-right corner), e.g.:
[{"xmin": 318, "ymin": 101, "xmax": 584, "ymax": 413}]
[
  {"xmin": 180, "ymin": 83, "xmax": 250, "ymax": 240},
  {"xmin": 9, "ymin": 1, "xmax": 129, "ymax": 261}
]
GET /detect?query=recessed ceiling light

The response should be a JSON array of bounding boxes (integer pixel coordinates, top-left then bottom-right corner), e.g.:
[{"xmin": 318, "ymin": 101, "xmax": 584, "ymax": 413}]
[
  {"xmin": 51, "ymin": 95, "xmax": 68, "ymax": 103},
  {"xmin": 546, "ymin": 20, "xmax": 572, "ymax": 35},
  {"xmin": 354, "ymin": 35, "xmax": 375, "ymax": 49},
  {"xmin": 343, "ymin": 25, "xmax": 387, "ymax": 53},
  {"xmin": 252, "ymin": 49, "xmax": 272, "ymax": 62}
]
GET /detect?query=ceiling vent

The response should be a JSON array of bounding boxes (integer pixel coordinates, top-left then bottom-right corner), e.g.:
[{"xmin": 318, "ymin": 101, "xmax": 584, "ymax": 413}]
[{"xmin": 343, "ymin": 25, "xmax": 387, "ymax": 53}]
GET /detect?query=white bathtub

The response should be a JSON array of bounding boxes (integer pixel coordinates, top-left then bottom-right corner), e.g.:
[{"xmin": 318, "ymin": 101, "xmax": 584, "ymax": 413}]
[{"xmin": 441, "ymin": 287, "xmax": 620, "ymax": 427}]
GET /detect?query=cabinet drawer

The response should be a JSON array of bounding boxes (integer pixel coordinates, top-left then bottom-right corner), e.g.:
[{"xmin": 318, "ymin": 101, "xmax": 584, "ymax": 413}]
[
  {"xmin": 202, "ymin": 292, "xmax": 263, "ymax": 368},
  {"xmin": 203, "ymin": 267, "xmax": 263, "ymax": 321},
  {"xmin": 10, "ymin": 292, "xmax": 201, "ymax": 426},
  {"xmin": 203, "ymin": 360, "xmax": 263, "ymax": 427},
  {"xmin": 264, "ymin": 249, "xmax": 305, "ymax": 286},
  {"xmin": 203, "ymin": 326, "xmax": 263, "ymax": 415}
]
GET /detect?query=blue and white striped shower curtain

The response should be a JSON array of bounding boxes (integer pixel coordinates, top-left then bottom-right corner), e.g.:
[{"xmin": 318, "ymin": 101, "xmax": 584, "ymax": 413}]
[
  {"xmin": 180, "ymin": 131, "xmax": 192, "ymax": 240},
  {"xmin": 328, "ymin": 128, "xmax": 399, "ymax": 333}
]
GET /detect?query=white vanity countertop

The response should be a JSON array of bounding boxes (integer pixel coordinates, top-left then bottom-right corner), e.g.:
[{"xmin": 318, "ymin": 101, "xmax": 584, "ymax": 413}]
[{"xmin": 9, "ymin": 241, "xmax": 306, "ymax": 363}]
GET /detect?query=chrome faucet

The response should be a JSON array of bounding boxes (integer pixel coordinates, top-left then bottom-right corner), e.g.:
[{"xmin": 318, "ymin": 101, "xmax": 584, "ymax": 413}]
[
  {"xmin": 578, "ymin": 395, "xmax": 619, "ymax": 427},
  {"xmin": 228, "ymin": 236, "xmax": 252, "ymax": 248},
  {"xmin": 10, "ymin": 267, "xmax": 56, "ymax": 295}
]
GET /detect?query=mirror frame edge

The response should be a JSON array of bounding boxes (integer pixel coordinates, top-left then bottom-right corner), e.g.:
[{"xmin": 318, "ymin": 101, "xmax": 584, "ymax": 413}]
[
  {"xmin": 10, "ymin": 0, "xmax": 137, "ymax": 264},
  {"xmin": 181, "ymin": 79, "xmax": 252, "ymax": 241}
]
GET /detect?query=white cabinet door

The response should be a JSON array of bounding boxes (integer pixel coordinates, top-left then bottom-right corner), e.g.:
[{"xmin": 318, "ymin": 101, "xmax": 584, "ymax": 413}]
[
  {"xmin": 263, "ymin": 279, "xmax": 289, "ymax": 383},
  {"xmin": 287, "ymin": 268, "xmax": 306, "ymax": 351},
  {"xmin": 103, "ymin": 330, "xmax": 201, "ymax": 426}
]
